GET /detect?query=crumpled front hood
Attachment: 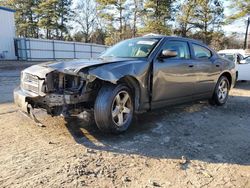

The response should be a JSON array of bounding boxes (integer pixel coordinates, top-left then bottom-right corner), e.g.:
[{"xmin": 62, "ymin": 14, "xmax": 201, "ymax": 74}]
[
  {"xmin": 22, "ymin": 57, "xmax": 146, "ymax": 80},
  {"xmin": 39, "ymin": 58, "xmax": 132, "ymax": 74},
  {"xmin": 22, "ymin": 64, "xmax": 54, "ymax": 79},
  {"xmin": 22, "ymin": 59, "xmax": 109, "ymax": 78}
]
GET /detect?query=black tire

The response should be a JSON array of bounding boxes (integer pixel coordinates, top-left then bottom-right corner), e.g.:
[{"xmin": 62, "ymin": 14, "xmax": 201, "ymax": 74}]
[
  {"xmin": 94, "ymin": 84, "xmax": 134, "ymax": 133},
  {"xmin": 210, "ymin": 76, "xmax": 230, "ymax": 106}
]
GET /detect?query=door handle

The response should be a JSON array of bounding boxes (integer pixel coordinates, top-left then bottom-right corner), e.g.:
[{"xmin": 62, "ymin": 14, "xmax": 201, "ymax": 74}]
[
  {"xmin": 188, "ymin": 64, "xmax": 194, "ymax": 68},
  {"xmin": 216, "ymin": 64, "xmax": 220, "ymax": 67}
]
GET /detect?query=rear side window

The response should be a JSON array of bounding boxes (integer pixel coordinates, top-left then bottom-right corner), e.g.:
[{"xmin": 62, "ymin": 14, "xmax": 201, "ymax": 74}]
[
  {"xmin": 162, "ymin": 41, "xmax": 190, "ymax": 59},
  {"xmin": 192, "ymin": 44, "xmax": 212, "ymax": 59}
]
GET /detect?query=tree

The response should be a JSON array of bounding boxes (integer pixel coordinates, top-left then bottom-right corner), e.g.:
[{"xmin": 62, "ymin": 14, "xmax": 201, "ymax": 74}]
[
  {"xmin": 175, "ymin": 0, "xmax": 196, "ymax": 37},
  {"xmin": 191, "ymin": 0, "xmax": 224, "ymax": 43},
  {"xmin": 57, "ymin": 0, "xmax": 72, "ymax": 39},
  {"xmin": 127, "ymin": 0, "xmax": 144, "ymax": 37},
  {"xmin": 89, "ymin": 28, "xmax": 106, "ymax": 44},
  {"xmin": 73, "ymin": 0, "xmax": 97, "ymax": 43},
  {"xmin": 227, "ymin": 0, "xmax": 250, "ymax": 49},
  {"xmin": 139, "ymin": 0, "xmax": 175, "ymax": 35},
  {"xmin": 175, "ymin": 0, "xmax": 224, "ymax": 44},
  {"xmin": 228, "ymin": 0, "xmax": 250, "ymax": 20},
  {"xmin": 35, "ymin": 0, "xmax": 71, "ymax": 39},
  {"xmin": 96, "ymin": 0, "xmax": 127, "ymax": 45},
  {"xmin": 0, "ymin": 0, "xmax": 40, "ymax": 38},
  {"xmin": 0, "ymin": 0, "xmax": 71, "ymax": 39},
  {"xmin": 36, "ymin": 0, "xmax": 59, "ymax": 39}
]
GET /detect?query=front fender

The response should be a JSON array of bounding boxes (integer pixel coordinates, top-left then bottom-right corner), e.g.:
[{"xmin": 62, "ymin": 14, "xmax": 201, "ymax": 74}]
[
  {"xmin": 87, "ymin": 61, "xmax": 148, "ymax": 85},
  {"xmin": 79, "ymin": 60, "xmax": 151, "ymax": 111}
]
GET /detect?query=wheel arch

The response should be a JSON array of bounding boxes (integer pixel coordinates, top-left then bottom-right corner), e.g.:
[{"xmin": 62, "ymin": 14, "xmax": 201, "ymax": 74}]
[
  {"xmin": 219, "ymin": 71, "xmax": 232, "ymax": 87},
  {"xmin": 118, "ymin": 76, "xmax": 141, "ymax": 111}
]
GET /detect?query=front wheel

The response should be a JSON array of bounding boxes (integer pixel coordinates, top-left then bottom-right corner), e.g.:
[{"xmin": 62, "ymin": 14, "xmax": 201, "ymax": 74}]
[
  {"xmin": 210, "ymin": 76, "xmax": 230, "ymax": 106},
  {"xmin": 94, "ymin": 84, "xmax": 134, "ymax": 133}
]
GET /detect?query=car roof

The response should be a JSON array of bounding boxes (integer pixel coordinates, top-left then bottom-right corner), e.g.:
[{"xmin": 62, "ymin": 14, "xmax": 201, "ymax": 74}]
[
  {"xmin": 218, "ymin": 49, "xmax": 246, "ymax": 55},
  {"xmin": 140, "ymin": 35, "xmax": 206, "ymax": 45}
]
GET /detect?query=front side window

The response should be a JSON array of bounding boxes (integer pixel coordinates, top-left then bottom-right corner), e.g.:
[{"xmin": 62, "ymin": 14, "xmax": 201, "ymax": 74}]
[
  {"xmin": 101, "ymin": 38, "xmax": 160, "ymax": 58},
  {"xmin": 192, "ymin": 44, "xmax": 212, "ymax": 59},
  {"xmin": 162, "ymin": 41, "xmax": 190, "ymax": 59}
]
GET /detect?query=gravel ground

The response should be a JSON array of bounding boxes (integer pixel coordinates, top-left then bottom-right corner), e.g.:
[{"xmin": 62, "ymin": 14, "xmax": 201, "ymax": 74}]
[{"xmin": 0, "ymin": 61, "xmax": 250, "ymax": 187}]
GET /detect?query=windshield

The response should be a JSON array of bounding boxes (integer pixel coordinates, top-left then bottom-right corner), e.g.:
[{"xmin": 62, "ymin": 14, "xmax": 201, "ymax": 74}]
[
  {"xmin": 245, "ymin": 56, "xmax": 250, "ymax": 63},
  {"xmin": 219, "ymin": 53, "xmax": 235, "ymax": 61},
  {"xmin": 101, "ymin": 38, "xmax": 160, "ymax": 58}
]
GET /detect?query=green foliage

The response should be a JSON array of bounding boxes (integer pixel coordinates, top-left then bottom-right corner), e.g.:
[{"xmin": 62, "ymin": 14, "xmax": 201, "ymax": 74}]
[
  {"xmin": 96, "ymin": 0, "xmax": 127, "ymax": 45},
  {"xmin": 0, "ymin": 0, "xmax": 243, "ymax": 49},
  {"xmin": 36, "ymin": 0, "xmax": 72, "ymax": 39},
  {"xmin": 192, "ymin": 0, "xmax": 224, "ymax": 43},
  {"xmin": 175, "ymin": 0, "xmax": 224, "ymax": 43},
  {"xmin": 176, "ymin": 0, "xmax": 196, "ymax": 37},
  {"xmin": 228, "ymin": 0, "xmax": 250, "ymax": 21},
  {"xmin": 144, "ymin": 0, "xmax": 173, "ymax": 20},
  {"xmin": 139, "ymin": 21, "xmax": 171, "ymax": 35},
  {"xmin": 1, "ymin": 0, "xmax": 71, "ymax": 39},
  {"xmin": 139, "ymin": 0, "xmax": 174, "ymax": 35},
  {"xmin": 1, "ymin": 0, "xmax": 40, "ymax": 37},
  {"xmin": 57, "ymin": 0, "xmax": 72, "ymax": 39},
  {"xmin": 96, "ymin": 0, "xmax": 176, "ymax": 44},
  {"xmin": 36, "ymin": 0, "xmax": 59, "ymax": 38}
]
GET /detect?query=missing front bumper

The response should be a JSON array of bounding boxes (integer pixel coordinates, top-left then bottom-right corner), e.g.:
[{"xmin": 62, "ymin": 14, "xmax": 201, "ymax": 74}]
[
  {"xmin": 14, "ymin": 87, "xmax": 29, "ymax": 113},
  {"xmin": 14, "ymin": 87, "xmax": 45, "ymax": 127}
]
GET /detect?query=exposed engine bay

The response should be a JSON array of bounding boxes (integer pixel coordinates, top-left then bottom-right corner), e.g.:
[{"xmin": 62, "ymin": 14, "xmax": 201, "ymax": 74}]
[
  {"xmin": 20, "ymin": 70, "xmax": 101, "ymax": 117},
  {"xmin": 43, "ymin": 72, "xmax": 84, "ymax": 94}
]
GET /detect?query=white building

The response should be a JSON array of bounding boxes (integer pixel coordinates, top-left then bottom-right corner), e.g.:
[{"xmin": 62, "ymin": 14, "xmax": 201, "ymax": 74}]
[{"xmin": 0, "ymin": 6, "xmax": 16, "ymax": 60}]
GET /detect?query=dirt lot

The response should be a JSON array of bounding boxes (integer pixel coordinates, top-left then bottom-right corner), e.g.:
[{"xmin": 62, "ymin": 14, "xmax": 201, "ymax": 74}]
[{"xmin": 0, "ymin": 61, "xmax": 250, "ymax": 188}]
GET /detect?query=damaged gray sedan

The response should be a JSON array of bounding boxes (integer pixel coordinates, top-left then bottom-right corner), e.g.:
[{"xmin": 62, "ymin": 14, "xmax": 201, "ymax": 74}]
[{"xmin": 14, "ymin": 36, "xmax": 236, "ymax": 133}]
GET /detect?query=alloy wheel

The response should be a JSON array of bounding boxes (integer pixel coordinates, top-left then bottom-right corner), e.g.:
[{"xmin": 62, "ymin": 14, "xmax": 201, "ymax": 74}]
[
  {"xmin": 111, "ymin": 91, "xmax": 132, "ymax": 127},
  {"xmin": 217, "ymin": 79, "xmax": 228, "ymax": 102}
]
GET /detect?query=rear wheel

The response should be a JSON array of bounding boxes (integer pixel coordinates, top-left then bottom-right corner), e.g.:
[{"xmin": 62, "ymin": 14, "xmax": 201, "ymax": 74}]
[
  {"xmin": 94, "ymin": 84, "xmax": 134, "ymax": 133},
  {"xmin": 210, "ymin": 76, "xmax": 230, "ymax": 105}
]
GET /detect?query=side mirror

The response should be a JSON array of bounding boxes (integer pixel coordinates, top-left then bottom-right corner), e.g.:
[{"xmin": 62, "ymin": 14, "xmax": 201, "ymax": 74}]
[{"xmin": 160, "ymin": 49, "xmax": 177, "ymax": 59}]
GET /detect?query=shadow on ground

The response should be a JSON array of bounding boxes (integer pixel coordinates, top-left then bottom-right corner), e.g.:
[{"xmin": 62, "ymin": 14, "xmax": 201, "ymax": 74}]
[
  {"xmin": 64, "ymin": 91, "xmax": 250, "ymax": 165},
  {"xmin": 234, "ymin": 81, "xmax": 250, "ymax": 90}
]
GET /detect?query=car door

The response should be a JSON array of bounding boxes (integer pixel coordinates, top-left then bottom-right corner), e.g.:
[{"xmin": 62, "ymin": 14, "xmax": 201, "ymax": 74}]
[
  {"xmin": 152, "ymin": 40, "xmax": 196, "ymax": 108},
  {"xmin": 190, "ymin": 43, "xmax": 220, "ymax": 96},
  {"xmin": 237, "ymin": 56, "xmax": 250, "ymax": 81}
]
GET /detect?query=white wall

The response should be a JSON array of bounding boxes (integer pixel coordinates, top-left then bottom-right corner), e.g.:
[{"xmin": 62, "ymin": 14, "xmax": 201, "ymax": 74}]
[{"xmin": 0, "ymin": 8, "xmax": 16, "ymax": 60}]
